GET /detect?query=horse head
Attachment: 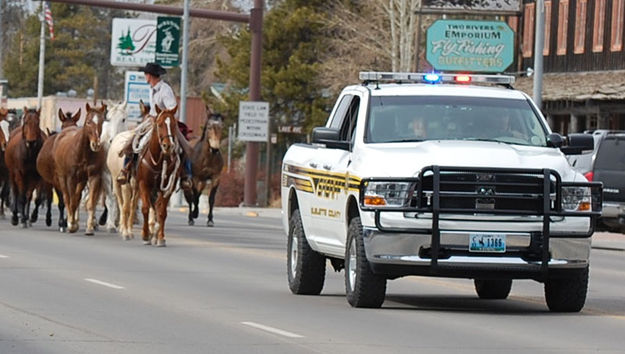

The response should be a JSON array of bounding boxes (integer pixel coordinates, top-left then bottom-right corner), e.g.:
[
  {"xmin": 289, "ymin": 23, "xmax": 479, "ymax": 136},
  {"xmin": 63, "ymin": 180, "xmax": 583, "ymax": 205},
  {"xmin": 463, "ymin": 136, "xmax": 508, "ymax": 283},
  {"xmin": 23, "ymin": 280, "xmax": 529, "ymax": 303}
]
[
  {"xmin": 102, "ymin": 101, "xmax": 128, "ymax": 144},
  {"xmin": 58, "ymin": 107, "xmax": 81, "ymax": 129},
  {"xmin": 139, "ymin": 100, "xmax": 150, "ymax": 121},
  {"xmin": 154, "ymin": 104, "xmax": 179, "ymax": 156},
  {"xmin": 22, "ymin": 107, "xmax": 41, "ymax": 150},
  {"xmin": 84, "ymin": 102, "xmax": 107, "ymax": 152},
  {"xmin": 202, "ymin": 106, "xmax": 224, "ymax": 151}
]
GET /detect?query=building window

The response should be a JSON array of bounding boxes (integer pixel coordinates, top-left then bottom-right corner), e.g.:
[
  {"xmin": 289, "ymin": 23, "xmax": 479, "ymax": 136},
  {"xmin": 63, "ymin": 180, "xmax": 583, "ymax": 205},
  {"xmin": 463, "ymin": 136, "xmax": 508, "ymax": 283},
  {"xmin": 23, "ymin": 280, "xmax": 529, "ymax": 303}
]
[
  {"xmin": 574, "ymin": 0, "xmax": 587, "ymax": 54},
  {"xmin": 557, "ymin": 0, "xmax": 569, "ymax": 55},
  {"xmin": 543, "ymin": 1, "xmax": 552, "ymax": 55},
  {"xmin": 592, "ymin": 0, "xmax": 606, "ymax": 52},
  {"xmin": 523, "ymin": 3, "xmax": 535, "ymax": 58},
  {"xmin": 612, "ymin": 0, "xmax": 624, "ymax": 51}
]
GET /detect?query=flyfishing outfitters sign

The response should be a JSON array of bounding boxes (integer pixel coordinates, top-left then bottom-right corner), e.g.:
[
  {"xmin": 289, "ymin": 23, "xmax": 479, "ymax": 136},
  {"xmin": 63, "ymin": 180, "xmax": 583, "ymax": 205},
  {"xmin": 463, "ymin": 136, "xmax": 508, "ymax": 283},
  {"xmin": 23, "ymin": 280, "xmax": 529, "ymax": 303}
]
[
  {"xmin": 110, "ymin": 18, "xmax": 157, "ymax": 66},
  {"xmin": 426, "ymin": 20, "xmax": 514, "ymax": 73}
]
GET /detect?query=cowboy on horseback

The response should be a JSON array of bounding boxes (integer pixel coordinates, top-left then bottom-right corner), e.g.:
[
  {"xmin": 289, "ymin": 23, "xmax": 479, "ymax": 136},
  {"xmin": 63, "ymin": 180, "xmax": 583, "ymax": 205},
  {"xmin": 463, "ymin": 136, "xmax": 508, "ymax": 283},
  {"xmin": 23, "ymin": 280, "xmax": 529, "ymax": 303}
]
[{"xmin": 116, "ymin": 62, "xmax": 193, "ymax": 191}]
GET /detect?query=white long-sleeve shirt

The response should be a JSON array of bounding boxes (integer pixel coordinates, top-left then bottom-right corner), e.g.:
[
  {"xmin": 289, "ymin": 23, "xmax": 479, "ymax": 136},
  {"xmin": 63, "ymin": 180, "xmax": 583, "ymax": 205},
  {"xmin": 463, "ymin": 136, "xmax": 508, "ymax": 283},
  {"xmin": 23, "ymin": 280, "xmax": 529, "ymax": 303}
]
[{"xmin": 149, "ymin": 80, "xmax": 177, "ymax": 116}]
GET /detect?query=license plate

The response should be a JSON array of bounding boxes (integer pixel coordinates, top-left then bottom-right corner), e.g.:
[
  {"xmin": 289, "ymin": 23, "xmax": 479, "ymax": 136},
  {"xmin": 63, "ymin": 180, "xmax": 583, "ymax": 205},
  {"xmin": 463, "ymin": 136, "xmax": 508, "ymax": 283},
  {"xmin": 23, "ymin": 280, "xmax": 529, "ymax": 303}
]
[{"xmin": 469, "ymin": 233, "xmax": 506, "ymax": 253}]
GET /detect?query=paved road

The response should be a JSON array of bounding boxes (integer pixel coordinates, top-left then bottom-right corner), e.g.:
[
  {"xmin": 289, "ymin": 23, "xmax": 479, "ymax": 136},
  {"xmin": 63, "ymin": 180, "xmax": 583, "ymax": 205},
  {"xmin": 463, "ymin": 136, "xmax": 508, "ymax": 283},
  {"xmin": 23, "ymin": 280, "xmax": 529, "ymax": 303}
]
[{"xmin": 0, "ymin": 207, "xmax": 624, "ymax": 353}]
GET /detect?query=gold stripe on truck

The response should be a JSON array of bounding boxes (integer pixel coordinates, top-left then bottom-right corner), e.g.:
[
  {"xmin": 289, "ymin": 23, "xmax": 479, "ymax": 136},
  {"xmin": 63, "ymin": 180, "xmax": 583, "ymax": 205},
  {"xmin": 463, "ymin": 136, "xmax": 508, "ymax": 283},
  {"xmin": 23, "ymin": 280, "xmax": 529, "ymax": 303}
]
[{"xmin": 282, "ymin": 163, "xmax": 361, "ymax": 198}]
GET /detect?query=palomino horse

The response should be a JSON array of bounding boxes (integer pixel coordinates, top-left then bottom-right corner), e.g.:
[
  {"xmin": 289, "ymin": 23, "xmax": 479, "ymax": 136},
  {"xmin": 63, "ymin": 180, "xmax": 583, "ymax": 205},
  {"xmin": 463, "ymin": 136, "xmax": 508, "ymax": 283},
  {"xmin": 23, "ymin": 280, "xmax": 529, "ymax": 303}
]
[
  {"xmin": 137, "ymin": 105, "xmax": 181, "ymax": 247},
  {"xmin": 0, "ymin": 108, "xmax": 10, "ymax": 218},
  {"xmin": 36, "ymin": 108, "xmax": 81, "ymax": 231},
  {"xmin": 184, "ymin": 108, "xmax": 224, "ymax": 226},
  {"xmin": 53, "ymin": 103, "xmax": 106, "ymax": 234},
  {"xmin": 107, "ymin": 101, "xmax": 148, "ymax": 240},
  {"xmin": 97, "ymin": 101, "xmax": 128, "ymax": 233},
  {"xmin": 4, "ymin": 108, "xmax": 46, "ymax": 227}
]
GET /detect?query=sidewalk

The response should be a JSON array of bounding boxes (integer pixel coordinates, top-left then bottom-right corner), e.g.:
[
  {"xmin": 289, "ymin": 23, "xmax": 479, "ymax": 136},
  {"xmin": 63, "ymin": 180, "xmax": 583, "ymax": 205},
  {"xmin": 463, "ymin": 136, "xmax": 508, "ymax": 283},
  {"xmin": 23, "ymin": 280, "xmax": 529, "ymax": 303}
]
[{"xmin": 592, "ymin": 232, "xmax": 625, "ymax": 251}]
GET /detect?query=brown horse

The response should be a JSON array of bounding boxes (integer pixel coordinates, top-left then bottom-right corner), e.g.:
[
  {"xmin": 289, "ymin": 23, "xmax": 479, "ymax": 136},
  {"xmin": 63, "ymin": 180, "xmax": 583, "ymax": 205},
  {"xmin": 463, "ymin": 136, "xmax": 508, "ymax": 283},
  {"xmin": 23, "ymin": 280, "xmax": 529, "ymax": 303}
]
[
  {"xmin": 37, "ymin": 108, "xmax": 81, "ymax": 231},
  {"xmin": 184, "ymin": 108, "xmax": 224, "ymax": 226},
  {"xmin": 4, "ymin": 108, "xmax": 46, "ymax": 227},
  {"xmin": 137, "ymin": 105, "xmax": 181, "ymax": 247},
  {"xmin": 53, "ymin": 103, "xmax": 106, "ymax": 234}
]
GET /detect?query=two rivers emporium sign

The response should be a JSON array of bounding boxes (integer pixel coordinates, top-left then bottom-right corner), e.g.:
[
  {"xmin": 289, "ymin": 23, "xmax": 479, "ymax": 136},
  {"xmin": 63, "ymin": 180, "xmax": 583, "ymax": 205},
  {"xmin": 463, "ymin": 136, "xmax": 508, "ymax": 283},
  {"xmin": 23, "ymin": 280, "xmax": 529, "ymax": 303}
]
[{"xmin": 426, "ymin": 20, "xmax": 514, "ymax": 73}]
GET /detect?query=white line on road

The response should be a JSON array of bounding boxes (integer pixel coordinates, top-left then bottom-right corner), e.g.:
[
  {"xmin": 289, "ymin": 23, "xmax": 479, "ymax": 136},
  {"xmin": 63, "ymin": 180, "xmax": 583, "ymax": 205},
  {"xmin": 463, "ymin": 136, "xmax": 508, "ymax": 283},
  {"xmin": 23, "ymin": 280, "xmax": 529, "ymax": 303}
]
[
  {"xmin": 0, "ymin": 255, "xmax": 8, "ymax": 258},
  {"xmin": 84, "ymin": 278, "xmax": 125, "ymax": 290},
  {"xmin": 241, "ymin": 321, "xmax": 303, "ymax": 338}
]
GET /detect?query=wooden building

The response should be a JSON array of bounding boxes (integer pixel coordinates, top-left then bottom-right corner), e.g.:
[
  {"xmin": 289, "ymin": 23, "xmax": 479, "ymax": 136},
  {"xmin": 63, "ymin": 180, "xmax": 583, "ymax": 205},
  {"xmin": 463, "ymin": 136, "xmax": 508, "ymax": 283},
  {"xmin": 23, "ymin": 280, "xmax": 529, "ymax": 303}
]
[{"xmin": 512, "ymin": 0, "xmax": 625, "ymax": 134}]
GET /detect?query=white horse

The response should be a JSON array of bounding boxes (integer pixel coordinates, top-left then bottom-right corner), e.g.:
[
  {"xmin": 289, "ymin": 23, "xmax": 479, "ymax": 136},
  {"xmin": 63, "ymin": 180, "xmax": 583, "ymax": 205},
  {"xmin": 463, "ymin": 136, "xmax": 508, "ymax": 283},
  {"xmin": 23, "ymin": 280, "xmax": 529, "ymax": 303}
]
[
  {"xmin": 98, "ymin": 101, "xmax": 128, "ymax": 233},
  {"xmin": 106, "ymin": 101, "xmax": 149, "ymax": 240}
]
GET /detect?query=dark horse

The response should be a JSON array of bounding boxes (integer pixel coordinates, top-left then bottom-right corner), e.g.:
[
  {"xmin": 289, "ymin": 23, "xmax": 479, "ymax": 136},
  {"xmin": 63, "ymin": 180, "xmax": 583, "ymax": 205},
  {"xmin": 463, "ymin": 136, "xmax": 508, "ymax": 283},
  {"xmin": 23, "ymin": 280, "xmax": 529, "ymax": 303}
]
[
  {"xmin": 137, "ymin": 105, "xmax": 181, "ymax": 247},
  {"xmin": 0, "ymin": 108, "xmax": 11, "ymax": 218},
  {"xmin": 54, "ymin": 103, "xmax": 106, "ymax": 234},
  {"xmin": 4, "ymin": 108, "xmax": 46, "ymax": 227},
  {"xmin": 184, "ymin": 107, "xmax": 224, "ymax": 226},
  {"xmin": 37, "ymin": 108, "xmax": 81, "ymax": 231}
]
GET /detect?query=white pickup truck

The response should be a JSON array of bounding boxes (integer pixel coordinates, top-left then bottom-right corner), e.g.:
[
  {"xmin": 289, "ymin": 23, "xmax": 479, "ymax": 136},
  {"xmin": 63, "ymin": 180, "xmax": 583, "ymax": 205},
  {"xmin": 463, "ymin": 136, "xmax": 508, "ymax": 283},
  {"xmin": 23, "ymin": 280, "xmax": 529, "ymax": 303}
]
[{"xmin": 281, "ymin": 72, "xmax": 602, "ymax": 312}]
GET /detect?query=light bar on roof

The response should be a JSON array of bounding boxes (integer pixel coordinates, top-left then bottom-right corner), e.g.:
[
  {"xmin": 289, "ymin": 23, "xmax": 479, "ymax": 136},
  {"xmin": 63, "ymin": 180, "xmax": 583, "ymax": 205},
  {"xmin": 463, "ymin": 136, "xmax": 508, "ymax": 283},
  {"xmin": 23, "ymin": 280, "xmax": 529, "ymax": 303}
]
[{"xmin": 359, "ymin": 71, "xmax": 515, "ymax": 85}]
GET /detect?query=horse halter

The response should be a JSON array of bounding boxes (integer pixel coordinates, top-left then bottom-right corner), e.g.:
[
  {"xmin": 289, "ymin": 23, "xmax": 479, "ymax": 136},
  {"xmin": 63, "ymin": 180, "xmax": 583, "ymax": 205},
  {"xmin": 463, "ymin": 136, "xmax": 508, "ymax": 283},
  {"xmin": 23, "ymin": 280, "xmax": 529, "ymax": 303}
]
[{"xmin": 156, "ymin": 113, "xmax": 178, "ymax": 155}]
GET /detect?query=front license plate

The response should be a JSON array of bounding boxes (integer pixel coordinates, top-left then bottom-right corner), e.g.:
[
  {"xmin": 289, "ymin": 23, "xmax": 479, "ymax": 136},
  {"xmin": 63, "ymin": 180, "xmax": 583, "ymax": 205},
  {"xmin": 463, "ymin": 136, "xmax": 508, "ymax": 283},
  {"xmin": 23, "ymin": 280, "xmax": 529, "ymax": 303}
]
[{"xmin": 469, "ymin": 233, "xmax": 506, "ymax": 253}]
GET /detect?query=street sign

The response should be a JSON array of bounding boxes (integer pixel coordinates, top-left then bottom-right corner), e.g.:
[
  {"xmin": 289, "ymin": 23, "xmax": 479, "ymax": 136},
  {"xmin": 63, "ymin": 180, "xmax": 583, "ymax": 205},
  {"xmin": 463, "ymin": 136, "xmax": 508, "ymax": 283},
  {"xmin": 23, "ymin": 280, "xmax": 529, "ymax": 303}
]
[
  {"xmin": 238, "ymin": 101, "xmax": 269, "ymax": 142},
  {"xmin": 124, "ymin": 71, "xmax": 151, "ymax": 121},
  {"xmin": 426, "ymin": 20, "xmax": 514, "ymax": 73},
  {"xmin": 278, "ymin": 125, "xmax": 304, "ymax": 134},
  {"xmin": 155, "ymin": 16, "xmax": 181, "ymax": 67},
  {"xmin": 110, "ymin": 18, "xmax": 157, "ymax": 66}
]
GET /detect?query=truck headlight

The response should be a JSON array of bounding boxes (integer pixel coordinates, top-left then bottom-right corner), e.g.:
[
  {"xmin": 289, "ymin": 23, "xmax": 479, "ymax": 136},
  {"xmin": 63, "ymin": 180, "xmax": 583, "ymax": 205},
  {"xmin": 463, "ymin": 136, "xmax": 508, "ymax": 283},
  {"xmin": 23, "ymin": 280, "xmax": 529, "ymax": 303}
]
[
  {"xmin": 362, "ymin": 181, "xmax": 414, "ymax": 208},
  {"xmin": 561, "ymin": 186, "xmax": 591, "ymax": 212}
]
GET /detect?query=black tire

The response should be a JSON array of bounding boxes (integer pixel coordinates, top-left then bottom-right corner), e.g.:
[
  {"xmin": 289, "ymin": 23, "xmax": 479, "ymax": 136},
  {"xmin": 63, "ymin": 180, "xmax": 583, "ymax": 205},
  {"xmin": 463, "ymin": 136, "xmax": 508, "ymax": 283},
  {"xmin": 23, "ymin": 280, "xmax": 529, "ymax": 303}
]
[
  {"xmin": 474, "ymin": 279, "xmax": 512, "ymax": 299},
  {"xmin": 544, "ymin": 266, "xmax": 589, "ymax": 312},
  {"xmin": 344, "ymin": 217, "xmax": 386, "ymax": 308},
  {"xmin": 287, "ymin": 209, "xmax": 325, "ymax": 295}
]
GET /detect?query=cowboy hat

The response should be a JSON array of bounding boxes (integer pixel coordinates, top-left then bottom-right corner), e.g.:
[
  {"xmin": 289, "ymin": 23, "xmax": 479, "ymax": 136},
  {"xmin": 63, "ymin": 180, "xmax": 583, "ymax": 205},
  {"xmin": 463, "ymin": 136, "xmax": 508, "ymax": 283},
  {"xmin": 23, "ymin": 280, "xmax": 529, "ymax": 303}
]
[{"xmin": 139, "ymin": 62, "xmax": 167, "ymax": 77}]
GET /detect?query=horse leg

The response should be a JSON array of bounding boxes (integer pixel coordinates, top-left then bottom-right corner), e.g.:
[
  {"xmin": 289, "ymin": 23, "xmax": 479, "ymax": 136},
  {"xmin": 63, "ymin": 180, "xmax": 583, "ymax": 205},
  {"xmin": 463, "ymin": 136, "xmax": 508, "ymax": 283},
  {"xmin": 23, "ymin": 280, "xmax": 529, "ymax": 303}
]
[
  {"xmin": 155, "ymin": 196, "xmax": 167, "ymax": 247},
  {"xmin": 184, "ymin": 188, "xmax": 194, "ymax": 226},
  {"xmin": 20, "ymin": 191, "xmax": 28, "ymax": 228},
  {"xmin": 30, "ymin": 188, "xmax": 43, "ymax": 224},
  {"xmin": 57, "ymin": 189, "xmax": 67, "ymax": 232},
  {"xmin": 139, "ymin": 184, "xmax": 152, "ymax": 245},
  {"xmin": 128, "ymin": 182, "xmax": 139, "ymax": 240},
  {"xmin": 10, "ymin": 183, "xmax": 19, "ymax": 226},
  {"xmin": 45, "ymin": 188, "xmax": 52, "ymax": 227},
  {"xmin": 207, "ymin": 185, "xmax": 219, "ymax": 227},
  {"xmin": 67, "ymin": 183, "xmax": 82, "ymax": 233},
  {"xmin": 85, "ymin": 177, "xmax": 101, "ymax": 236}
]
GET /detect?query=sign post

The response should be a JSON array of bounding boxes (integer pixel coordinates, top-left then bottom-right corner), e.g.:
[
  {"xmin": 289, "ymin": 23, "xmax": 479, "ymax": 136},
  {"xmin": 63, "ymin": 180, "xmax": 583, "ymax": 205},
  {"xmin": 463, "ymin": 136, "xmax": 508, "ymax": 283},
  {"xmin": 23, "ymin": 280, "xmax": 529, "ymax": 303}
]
[{"xmin": 155, "ymin": 16, "xmax": 181, "ymax": 67}]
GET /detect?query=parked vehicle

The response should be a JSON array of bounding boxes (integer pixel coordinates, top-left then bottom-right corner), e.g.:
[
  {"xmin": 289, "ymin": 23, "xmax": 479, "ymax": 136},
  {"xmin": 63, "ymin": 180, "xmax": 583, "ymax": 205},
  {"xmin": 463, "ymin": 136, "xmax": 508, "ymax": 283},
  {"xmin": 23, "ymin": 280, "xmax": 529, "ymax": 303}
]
[
  {"xmin": 569, "ymin": 130, "xmax": 625, "ymax": 233},
  {"xmin": 281, "ymin": 72, "xmax": 602, "ymax": 312}
]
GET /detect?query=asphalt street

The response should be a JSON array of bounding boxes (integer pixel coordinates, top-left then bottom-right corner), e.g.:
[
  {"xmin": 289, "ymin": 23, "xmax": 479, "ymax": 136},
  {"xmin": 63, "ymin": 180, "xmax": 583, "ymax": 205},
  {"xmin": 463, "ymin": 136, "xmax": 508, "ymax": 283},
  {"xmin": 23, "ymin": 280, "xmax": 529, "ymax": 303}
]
[{"xmin": 0, "ymin": 206, "xmax": 624, "ymax": 353}]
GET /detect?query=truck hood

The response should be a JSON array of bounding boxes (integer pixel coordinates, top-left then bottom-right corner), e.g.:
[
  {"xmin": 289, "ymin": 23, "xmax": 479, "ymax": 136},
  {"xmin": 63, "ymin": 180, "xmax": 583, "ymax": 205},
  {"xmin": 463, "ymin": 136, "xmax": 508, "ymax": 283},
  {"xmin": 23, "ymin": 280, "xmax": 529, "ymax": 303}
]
[{"xmin": 353, "ymin": 140, "xmax": 581, "ymax": 181}]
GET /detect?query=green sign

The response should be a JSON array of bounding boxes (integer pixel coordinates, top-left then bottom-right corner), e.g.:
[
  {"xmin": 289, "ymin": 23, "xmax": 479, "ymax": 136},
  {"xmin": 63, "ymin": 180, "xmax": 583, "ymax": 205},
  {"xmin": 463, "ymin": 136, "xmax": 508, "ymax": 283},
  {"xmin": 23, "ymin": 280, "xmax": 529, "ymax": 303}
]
[
  {"xmin": 426, "ymin": 20, "xmax": 514, "ymax": 73},
  {"xmin": 155, "ymin": 16, "xmax": 181, "ymax": 67}
]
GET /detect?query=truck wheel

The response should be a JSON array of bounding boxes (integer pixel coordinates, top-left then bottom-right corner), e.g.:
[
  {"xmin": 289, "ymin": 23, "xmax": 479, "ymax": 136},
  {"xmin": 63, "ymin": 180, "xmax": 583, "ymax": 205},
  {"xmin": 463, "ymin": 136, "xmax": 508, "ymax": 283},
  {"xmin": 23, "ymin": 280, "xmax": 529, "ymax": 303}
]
[
  {"xmin": 474, "ymin": 279, "xmax": 512, "ymax": 299},
  {"xmin": 544, "ymin": 266, "xmax": 589, "ymax": 312},
  {"xmin": 287, "ymin": 209, "xmax": 325, "ymax": 295},
  {"xmin": 345, "ymin": 217, "xmax": 386, "ymax": 308}
]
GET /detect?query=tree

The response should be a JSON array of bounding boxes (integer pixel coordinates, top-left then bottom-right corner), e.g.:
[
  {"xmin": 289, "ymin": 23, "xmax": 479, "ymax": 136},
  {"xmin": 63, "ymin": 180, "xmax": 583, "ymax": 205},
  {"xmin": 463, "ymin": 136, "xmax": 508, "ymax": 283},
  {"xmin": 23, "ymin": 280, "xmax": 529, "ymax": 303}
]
[
  {"xmin": 214, "ymin": 0, "xmax": 333, "ymax": 137},
  {"xmin": 2, "ymin": 2, "xmax": 126, "ymax": 99}
]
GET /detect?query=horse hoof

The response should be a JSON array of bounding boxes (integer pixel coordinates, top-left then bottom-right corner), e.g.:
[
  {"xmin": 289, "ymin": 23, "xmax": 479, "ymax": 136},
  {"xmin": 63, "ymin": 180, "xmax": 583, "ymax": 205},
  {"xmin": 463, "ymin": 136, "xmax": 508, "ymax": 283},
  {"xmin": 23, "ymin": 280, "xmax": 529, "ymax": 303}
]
[
  {"xmin": 188, "ymin": 219, "xmax": 194, "ymax": 226},
  {"xmin": 156, "ymin": 239, "xmax": 166, "ymax": 247},
  {"xmin": 85, "ymin": 229, "xmax": 94, "ymax": 236},
  {"xmin": 108, "ymin": 227, "xmax": 117, "ymax": 233},
  {"xmin": 143, "ymin": 240, "xmax": 151, "ymax": 245},
  {"xmin": 46, "ymin": 218, "xmax": 52, "ymax": 227},
  {"xmin": 207, "ymin": 220, "xmax": 214, "ymax": 227},
  {"xmin": 59, "ymin": 227, "xmax": 67, "ymax": 233},
  {"xmin": 11, "ymin": 217, "xmax": 18, "ymax": 226},
  {"xmin": 123, "ymin": 235, "xmax": 130, "ymax": 241},
  {"xmin": 21, "ymin": 222, "xmax": 28, "ymax": 229},
  {"xmin": 69, "ymin": 225, "xmax": 79, "ymax": 233}
]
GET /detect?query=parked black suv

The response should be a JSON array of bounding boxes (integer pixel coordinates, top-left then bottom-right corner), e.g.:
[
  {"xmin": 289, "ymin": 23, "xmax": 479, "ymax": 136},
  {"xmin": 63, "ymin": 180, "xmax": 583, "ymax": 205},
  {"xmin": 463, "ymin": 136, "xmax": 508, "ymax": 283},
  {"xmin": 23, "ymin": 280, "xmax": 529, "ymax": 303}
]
[{"xmin": 569, "ymin": 130, "xmax": 625, "ymax": 233}]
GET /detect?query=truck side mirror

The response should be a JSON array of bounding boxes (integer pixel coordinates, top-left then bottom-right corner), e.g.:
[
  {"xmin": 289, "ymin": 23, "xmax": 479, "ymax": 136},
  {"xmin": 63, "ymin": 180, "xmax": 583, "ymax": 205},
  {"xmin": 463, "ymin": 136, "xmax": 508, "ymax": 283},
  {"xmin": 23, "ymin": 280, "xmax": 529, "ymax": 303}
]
[
  {"xmin": 546, "ymin": 133, "xmax": 564, "ymax": 148},
  {"xmin": 312, "ymin": 127, "xmax": 349, "ymax": 150},
  {"xmin": 560, "ymin": 133, "xmax": 594, "ymax": 155}
]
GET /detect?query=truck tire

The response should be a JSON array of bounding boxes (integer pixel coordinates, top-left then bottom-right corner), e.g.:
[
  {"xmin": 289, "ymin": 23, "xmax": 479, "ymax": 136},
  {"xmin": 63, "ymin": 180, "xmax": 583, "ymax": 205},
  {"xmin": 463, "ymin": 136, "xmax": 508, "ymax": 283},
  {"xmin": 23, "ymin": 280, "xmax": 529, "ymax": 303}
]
[
  {"xmin": 474, "ymin": 279, "xmax": 512, "ymax": 299},
  {"xmin": 345, "ymin": 217, "xmax": 386, "ymax": 308},
  {"xmin": 287, "ymin": 208, "xmax": 326, "ymax": 295},
  {"xmin": 544, "ymin": 266, "xmax": 589, "ymax": 312}
]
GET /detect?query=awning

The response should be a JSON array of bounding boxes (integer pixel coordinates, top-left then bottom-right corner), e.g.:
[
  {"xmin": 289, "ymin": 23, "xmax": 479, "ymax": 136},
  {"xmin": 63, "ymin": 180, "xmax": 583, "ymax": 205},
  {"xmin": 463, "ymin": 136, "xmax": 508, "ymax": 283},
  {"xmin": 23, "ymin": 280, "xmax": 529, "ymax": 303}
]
[{"xmin": 514, "ymin": 70, "xmax": 625, "ymax": 101}]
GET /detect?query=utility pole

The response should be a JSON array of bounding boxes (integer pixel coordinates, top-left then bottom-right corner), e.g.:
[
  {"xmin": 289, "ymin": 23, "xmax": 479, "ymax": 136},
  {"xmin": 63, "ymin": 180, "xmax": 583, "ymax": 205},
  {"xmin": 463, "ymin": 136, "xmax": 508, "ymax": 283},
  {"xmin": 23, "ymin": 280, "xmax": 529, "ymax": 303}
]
[
  {"xmin": 0, "ymin": 0, "xmax": 4, "ymax": 79},
  {"xmin": 179, "ymin": 0, "xmax": 190, "ymax": 124},
  {"xmin": 532, "ymin": 0, "xmax": 545, "ymax": 109},
  {"xmin": 37, "ymin": 2, "xmax": 46, "ymax": 109}
]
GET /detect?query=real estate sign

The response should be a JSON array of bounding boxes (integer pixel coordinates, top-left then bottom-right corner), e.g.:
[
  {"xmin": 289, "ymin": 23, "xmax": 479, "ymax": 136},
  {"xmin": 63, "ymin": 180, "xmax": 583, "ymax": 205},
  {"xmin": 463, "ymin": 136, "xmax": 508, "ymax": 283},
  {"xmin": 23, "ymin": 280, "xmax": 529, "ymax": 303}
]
[
  {"xmin": 426, "ymin": 20, "xmax": 514, "ymax": 73},
  {"xmin": 111, "ymin": 18, "xmax": 157, "ymax": 67}
]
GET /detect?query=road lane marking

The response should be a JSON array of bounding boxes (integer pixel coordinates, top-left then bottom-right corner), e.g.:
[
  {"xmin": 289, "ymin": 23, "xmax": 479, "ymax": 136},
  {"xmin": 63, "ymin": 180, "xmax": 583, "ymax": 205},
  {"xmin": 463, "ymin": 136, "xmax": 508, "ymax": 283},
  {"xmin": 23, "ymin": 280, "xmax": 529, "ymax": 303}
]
[
  {"xmin": 241, "ymin": 321, "xmax": 303, "ymax": 338},
  {"xmin": 0, "ymin": 255, "xmax": 8, "ymax": 258},
  {"xmin": 85, "ymin": 278, "xmax": 125, "ymax": 290}
]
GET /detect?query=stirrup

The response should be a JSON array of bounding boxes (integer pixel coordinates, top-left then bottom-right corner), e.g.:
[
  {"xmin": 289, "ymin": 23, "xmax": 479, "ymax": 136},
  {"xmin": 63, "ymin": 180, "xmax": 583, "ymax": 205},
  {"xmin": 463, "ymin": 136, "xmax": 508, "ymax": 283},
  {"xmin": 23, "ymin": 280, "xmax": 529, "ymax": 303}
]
[
  {"xmin": 117, "ymin": 170, "xmax": 129, "ymax": 185},
  {"xmin": 180, "ymin": 177, "xmax": 192, "ymax": 190}
]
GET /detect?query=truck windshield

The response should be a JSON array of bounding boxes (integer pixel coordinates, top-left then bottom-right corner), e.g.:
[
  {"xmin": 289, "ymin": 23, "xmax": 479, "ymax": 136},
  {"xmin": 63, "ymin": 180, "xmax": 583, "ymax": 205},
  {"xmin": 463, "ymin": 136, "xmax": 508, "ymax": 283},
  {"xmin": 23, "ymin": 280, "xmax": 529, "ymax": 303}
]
[{"xmin": 366, "ymin": 96, "xmax": 548, "ymax": 146}]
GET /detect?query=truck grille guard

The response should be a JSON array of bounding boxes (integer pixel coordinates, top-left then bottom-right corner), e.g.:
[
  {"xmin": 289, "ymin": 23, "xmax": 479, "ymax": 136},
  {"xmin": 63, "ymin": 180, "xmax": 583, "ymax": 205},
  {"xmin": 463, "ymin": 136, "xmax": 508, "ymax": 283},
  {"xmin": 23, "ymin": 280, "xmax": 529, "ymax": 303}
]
[{"xmin": 359, "ymin": 166, "xmax": 603, "ymax": 275}]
